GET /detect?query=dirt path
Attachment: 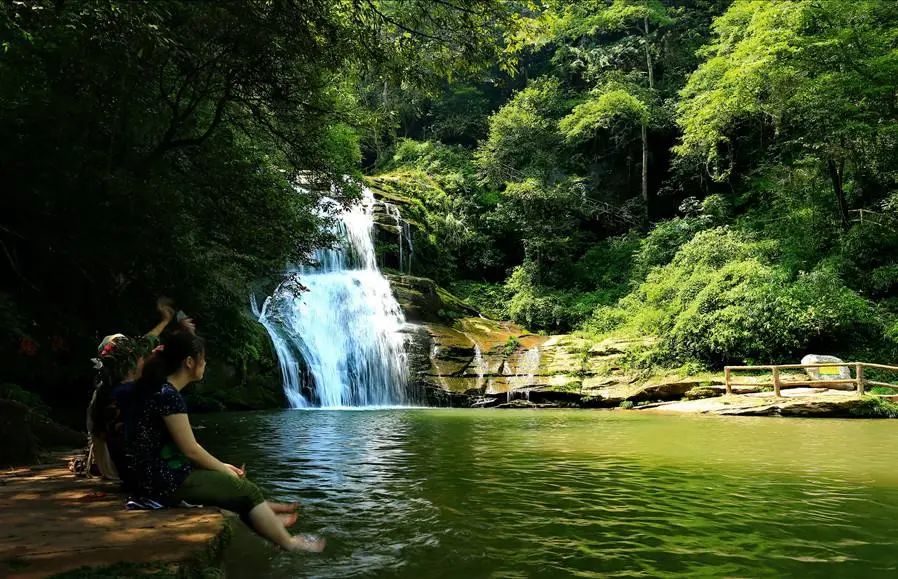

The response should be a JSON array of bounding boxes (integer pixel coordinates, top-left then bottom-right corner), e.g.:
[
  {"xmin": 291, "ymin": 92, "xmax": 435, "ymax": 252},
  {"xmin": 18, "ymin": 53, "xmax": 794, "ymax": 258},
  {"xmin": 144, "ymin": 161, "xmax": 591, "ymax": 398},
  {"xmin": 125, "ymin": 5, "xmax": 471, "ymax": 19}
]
[{"xmin": 0, "ymin": 454, "xmax": 229, "ymax": 578}]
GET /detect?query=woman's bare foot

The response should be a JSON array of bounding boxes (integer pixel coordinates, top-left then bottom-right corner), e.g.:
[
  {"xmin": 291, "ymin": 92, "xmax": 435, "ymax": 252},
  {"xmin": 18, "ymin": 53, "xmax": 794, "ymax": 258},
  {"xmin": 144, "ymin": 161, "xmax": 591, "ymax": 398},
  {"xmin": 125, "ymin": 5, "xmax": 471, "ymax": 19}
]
[
  {"xmin": 277, "ymin": 512, "xmax": 298, "ymax": 528},
  {"xmin": 270, "ymin": 501, "xmax": 300, "ymax": 514},
  {"xmin": 287, "ymin": 534, "xmax": 326, "ymax": 553}
]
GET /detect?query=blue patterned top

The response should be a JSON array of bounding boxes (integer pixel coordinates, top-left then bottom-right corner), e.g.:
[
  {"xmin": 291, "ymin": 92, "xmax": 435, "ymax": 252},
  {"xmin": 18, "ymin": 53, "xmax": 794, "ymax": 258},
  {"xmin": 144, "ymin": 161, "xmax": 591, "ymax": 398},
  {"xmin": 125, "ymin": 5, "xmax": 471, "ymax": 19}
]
[{"xmin": 129, "ymin": 383, "xmax": 192, "ymax": 502}]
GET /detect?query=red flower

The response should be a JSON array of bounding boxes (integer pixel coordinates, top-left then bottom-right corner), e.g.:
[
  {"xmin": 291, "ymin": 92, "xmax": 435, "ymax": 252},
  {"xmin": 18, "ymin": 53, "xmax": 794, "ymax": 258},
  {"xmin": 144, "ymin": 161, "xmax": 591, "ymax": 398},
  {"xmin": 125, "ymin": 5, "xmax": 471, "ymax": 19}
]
[
  {"xmin": 101, "ymin": 342, "xmax": 116, "ymax": 356},
  {"xmin": 19, "ymin": 338, "xmax": 39, "ymax": 357}
]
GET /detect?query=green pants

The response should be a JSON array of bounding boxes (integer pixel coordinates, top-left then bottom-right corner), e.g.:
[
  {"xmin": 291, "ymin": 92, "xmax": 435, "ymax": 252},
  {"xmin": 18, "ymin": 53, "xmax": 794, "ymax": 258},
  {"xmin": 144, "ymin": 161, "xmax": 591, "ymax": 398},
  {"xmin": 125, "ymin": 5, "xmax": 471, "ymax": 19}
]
[{"xmin": 172, "ymin": 469, "xmax": 266, "ymax": 516}]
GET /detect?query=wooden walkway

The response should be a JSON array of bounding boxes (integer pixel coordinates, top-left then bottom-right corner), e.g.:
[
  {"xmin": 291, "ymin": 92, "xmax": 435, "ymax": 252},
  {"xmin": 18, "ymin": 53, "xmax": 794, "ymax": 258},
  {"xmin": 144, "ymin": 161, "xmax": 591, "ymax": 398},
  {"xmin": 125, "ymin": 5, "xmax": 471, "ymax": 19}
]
[{"xmin": 724, "ymin": 362, "xmax": 898, "ymax": 397}]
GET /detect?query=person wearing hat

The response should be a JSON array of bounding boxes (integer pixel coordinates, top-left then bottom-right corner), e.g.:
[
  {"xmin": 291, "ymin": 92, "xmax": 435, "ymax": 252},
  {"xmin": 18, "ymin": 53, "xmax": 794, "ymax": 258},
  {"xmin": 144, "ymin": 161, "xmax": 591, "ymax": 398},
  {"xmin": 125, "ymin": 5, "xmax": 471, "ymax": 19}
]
[{"xmin": 85, "ymin": 298, "xmax": 195, "ymax": 484}]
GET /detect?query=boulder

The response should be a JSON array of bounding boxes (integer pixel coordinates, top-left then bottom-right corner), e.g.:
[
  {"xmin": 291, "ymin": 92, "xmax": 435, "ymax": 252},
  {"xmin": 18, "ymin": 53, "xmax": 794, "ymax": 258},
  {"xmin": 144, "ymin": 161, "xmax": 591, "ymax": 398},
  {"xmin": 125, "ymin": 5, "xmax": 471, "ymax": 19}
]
[
  {"xmin": 388, "ymin": 275, "xmax": 479, "ymax": 323},
  {"xmin": 0, "ymin": 399, "xmax": 86, "ymax": 467},
  {"xmin": 801, "ymin": 354, "xmax": 851, "ymax": 381},
  {"xmin": 684, "ymin": 387, "xmax": 718, "ymax": 400}
]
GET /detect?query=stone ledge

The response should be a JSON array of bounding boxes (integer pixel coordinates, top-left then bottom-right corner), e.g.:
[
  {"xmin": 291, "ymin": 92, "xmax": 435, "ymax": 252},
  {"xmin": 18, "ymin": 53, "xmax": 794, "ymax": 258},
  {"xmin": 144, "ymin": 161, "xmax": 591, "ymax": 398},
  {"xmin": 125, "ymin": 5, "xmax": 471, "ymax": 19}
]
[{"xmin": 0, "ymin": 454, "xmax": 231, "ymax": 578}]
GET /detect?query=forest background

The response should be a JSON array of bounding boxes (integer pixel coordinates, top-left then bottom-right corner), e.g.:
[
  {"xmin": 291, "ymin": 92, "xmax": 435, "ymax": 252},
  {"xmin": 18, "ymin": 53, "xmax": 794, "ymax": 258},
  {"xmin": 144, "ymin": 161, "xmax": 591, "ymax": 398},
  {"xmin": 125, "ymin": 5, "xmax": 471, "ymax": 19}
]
[{"xmin": 3, "ymin": 0, "xmax": 898, "ymax": 415}]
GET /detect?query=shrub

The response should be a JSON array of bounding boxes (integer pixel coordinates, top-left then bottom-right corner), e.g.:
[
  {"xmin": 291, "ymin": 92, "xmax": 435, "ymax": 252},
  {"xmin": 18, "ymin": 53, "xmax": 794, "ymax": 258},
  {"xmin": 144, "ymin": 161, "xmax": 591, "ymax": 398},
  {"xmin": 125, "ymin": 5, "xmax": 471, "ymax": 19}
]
[
  {"xmin": 850, "ymin": 397, "xmax": 898, "ymax": 418},
  {"xmin": 573, "ymin": 233, "xmax": 641, "ymax": 293},
  {"xmin": 504, "ymin": 265, "xmax": 608, "ymax": 332},
  {"xmin": 599, "ymin": 227, "xmax": 878, "ymax": 365},
  {"xmin": 581, "ymin": 305, "xmax": 629, "ymax": 335},
  {"xmin": 451, "ymin": 281, "xmax": 512, "ymax": 321},
  {"xmin": 504, "ymin": 336, "xmax": 521, "ymax": 355},
  {"xmin": 632, "ymin": 215, "xmax": 714, "ymax": 280}
]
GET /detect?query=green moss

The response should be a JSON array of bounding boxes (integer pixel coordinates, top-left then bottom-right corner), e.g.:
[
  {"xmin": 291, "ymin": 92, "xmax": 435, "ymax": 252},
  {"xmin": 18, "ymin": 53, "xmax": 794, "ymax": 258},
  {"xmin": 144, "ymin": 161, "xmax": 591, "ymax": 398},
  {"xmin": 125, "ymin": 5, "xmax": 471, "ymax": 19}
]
[
  {"xmin": 550, "ymin": 381, "xmax": 583, "ymax": 393},
  {"xmin": 684, "ymin": 387, "xmax": 717, "ymax": 400},
  {"xmin": 850, "ymin": 396, "xmax": 898, "ymax": 418}
]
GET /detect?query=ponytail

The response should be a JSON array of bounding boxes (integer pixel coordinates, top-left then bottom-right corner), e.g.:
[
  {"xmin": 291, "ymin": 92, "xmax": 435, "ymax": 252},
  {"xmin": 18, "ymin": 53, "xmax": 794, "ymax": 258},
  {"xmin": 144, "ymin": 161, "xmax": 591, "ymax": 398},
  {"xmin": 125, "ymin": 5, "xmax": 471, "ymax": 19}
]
[{"xmin": 136, "ymin": 331, "xmax": 206, "ymax": 398}]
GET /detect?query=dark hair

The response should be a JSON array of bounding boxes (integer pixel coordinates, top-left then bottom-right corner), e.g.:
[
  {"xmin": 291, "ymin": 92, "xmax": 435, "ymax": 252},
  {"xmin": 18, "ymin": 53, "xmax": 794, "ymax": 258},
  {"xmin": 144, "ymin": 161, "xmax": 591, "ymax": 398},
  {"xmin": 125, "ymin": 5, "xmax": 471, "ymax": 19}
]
[
  {"xmin": 89, "ymin": 335, "xmax": 154, "ymax": 436},
  {"xmin": 136, "ymin": 331, "xmax": 206, "ymax": 398}
]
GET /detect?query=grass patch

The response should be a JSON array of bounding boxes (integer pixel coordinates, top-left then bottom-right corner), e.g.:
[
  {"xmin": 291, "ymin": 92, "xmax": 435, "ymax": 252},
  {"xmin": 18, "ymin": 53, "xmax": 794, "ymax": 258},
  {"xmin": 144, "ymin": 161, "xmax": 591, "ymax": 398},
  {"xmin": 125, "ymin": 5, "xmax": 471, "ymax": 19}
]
[
  {"xmin": 503, "ymin": 336, "xmax": 520, "ymax": 356},
  {"xmin": 850, "ymin": 396, "xmax": 898, "ymax": 418}
]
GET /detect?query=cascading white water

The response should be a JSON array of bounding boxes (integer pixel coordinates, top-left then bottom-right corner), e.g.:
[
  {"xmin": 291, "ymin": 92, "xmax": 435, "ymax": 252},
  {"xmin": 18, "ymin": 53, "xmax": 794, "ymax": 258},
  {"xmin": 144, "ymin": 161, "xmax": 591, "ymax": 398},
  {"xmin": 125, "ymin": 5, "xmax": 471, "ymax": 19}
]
[
  {"xmin": 255, "ymin": 189, "xmax": 411, "ymax": 408},
  {"xmin": 508, "ymin": 347, "xmax": 540, "ymax": 402},
  {"xmin": 384, "ymin": 201, "xmax": 413, "ymax": 273},
  {"xmin": 472, "ymin": 344, "xmax": 485, "ymax": 391}
]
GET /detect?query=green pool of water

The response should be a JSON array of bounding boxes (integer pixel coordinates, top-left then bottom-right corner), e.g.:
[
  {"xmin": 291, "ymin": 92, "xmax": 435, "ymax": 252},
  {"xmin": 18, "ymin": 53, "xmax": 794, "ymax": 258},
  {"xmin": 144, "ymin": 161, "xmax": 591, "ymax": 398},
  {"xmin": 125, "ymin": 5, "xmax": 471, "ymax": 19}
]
[{"xmin": 199, "ymin": 409, "xmax": 898, "ymax": 577}]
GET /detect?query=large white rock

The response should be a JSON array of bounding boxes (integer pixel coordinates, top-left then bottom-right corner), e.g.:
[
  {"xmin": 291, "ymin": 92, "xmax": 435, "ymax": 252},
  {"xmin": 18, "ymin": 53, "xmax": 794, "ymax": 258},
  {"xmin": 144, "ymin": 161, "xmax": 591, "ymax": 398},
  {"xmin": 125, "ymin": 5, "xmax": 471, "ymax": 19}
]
[{"xmin": 801, "ymin": 354, "xmax": 851, "ymax": 381}]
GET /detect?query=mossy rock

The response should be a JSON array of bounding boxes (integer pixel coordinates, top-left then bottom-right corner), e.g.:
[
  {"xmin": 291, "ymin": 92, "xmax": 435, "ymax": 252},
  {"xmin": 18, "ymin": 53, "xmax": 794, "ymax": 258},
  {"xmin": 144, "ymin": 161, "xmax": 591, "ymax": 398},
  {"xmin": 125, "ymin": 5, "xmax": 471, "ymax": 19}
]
[
  {"xmin": 387, "ymin": 274, "xmax": 478, "ymax": 322},
  {"xmin": 0, "ymin": 398, "xmax": 86, "ymax": 467},
  {"xmin": 850, "ymin": 396, "xmax": 898, "ymax": 418},
  {"xmin": 684, "ymin": 386, "xmax": 718, "ymax": 400}
]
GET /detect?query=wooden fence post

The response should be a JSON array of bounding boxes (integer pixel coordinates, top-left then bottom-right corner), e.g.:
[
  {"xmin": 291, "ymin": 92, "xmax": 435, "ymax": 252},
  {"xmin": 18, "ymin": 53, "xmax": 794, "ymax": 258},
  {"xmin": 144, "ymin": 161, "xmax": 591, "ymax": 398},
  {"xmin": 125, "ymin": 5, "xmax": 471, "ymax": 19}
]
[
  {"xmin": 856, "ymin": 363, "xmax": 865, "ymax": 396},
  {"xmin": 725, "ymin": 367, "xmax": 731, "ymax": 395},
  {"xmin": 772, "ymin": 366, "xmax": 781, "ymax": 397}
]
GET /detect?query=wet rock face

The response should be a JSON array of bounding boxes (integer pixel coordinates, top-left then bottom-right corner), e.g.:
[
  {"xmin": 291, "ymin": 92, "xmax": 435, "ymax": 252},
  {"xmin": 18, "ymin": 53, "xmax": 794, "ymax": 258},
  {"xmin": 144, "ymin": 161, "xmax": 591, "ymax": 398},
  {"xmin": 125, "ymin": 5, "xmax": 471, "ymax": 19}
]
[
  {"xmin": 387, "ymin": 274, "xmax": 479, "ymax": 324},
  {"xmin": 391, "ymin": 278, "xmax": 875, "ymax": 417},
  {"xmin": 387, "ymin": 274, "xmax": 754, "ymax": 410},
  {"xmin": 372, "ymin": 200, "xmax": 408, "ymax": 273},
  {"xmin": 394, "ymin": 295, "xmax": 665, "ymax": 407},
  {"xmin": 367, "ymin": 183, "xmax": 423, "ymax": 276},
  {"xmin": 388, "ymin": 275, "xmax": 445, "ymax": 323}
]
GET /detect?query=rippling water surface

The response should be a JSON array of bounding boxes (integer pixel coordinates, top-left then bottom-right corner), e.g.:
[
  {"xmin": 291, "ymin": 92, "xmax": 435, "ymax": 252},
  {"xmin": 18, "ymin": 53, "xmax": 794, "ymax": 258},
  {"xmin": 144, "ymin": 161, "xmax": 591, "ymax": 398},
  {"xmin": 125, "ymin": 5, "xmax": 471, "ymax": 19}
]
[{"xmin": 199, "ymin": 409, "xmax": 898, "ymax": 578}]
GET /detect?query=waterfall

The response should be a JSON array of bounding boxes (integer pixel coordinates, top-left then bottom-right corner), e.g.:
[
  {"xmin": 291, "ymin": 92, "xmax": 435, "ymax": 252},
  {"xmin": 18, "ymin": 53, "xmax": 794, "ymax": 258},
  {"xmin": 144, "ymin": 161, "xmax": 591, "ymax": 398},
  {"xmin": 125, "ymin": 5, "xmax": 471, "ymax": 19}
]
[
  {"xmin": 508, "ymin": 347, "xmax": 540, "ymax": 402},
  {"xmin": 384, "ymin": 201, "xmax": 414, "ymax": 274},
  {"xmin": 255, "ymin": 188, "xmax": 411, "ymax": 408},
  {"xmin": 473, "ymin": 345, "xmax": 485, "ymax": 391}
]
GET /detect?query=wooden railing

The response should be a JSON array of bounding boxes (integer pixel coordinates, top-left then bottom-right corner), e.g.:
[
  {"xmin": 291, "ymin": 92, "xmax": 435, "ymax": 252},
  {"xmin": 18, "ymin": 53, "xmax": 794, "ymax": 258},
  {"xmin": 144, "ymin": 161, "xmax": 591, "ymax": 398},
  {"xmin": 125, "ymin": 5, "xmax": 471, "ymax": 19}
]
[
  {"xmin": 850, "ymin": 208, "xmax": 896, "ymax": 230},
  {"xmin": 724, "ymin": 362, "xmax": 898, "ymax": 397}
]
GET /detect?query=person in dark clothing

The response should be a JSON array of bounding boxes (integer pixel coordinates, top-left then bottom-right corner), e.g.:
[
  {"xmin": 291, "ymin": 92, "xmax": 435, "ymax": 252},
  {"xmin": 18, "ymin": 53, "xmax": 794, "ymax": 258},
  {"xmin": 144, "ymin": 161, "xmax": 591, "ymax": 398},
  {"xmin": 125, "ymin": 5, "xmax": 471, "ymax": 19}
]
[
  {"xmin": 87, "ymin": 297, "xmax": 195, "ymax": 484},
  {"xmin": 131, "ymin": 330, "xmax": 325, "ymax": 552}
]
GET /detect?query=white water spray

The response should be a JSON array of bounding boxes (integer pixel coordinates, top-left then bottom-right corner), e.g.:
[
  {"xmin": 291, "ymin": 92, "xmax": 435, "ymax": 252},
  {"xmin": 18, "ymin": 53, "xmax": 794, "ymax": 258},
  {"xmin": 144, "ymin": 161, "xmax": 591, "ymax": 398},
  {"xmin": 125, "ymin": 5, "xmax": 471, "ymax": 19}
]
[
  {"xmin": 384, "ymin": 201, "xmax": 414, "ymax": 273},
  {"xmin": 472, "ymin": 344, "xmax": 485, "ymax": 391},
  {"xmin": 508, "ymin": 347, "xmax": 540, "ymax": 402},
  {"xmin": 255, "ymin": 189, "xmax": 411, "ymax": 408}
]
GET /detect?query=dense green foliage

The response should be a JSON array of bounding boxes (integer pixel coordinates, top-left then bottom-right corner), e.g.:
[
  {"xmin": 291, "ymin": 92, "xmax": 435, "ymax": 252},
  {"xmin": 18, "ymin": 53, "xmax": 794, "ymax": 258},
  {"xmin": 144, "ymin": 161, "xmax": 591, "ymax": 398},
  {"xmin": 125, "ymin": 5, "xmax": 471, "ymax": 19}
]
[
  {"xmin": 372, "ymin": 0, "xmax": 898, "ymax": 369},
  {"xmin": 0, "ymin": 0, "xmax": 513, "ymax": 409},
  {"xmin": 6, "ymin": 0, "xmax": 898, "ymax": 414}
]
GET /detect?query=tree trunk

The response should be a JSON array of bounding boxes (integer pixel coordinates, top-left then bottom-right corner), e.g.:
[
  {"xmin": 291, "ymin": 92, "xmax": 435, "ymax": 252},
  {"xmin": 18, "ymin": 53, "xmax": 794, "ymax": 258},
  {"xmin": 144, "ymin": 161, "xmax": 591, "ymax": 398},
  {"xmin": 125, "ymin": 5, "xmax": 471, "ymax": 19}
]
[
  {"xmin": 643, "ymin": 17, "xmax": 654, "ymax": 90},
  {"xmin": 641, "ymin": 121, "xmax": 649, "ymax": 225},
  {"xmin": 642, "ymin": 16, "xmax": 652, "ymax": 227},
  {"xmin": 827, "ymin": 158, "xmax": 850, "ymax": 230}
]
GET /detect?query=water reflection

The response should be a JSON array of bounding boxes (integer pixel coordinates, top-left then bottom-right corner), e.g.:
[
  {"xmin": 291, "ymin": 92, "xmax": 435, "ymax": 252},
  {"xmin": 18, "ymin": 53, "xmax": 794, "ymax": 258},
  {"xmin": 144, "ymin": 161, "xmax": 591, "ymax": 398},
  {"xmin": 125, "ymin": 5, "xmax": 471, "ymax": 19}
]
[{"xmin": 200, "ymin": 410, "xmax": 898, "ymax": 578}]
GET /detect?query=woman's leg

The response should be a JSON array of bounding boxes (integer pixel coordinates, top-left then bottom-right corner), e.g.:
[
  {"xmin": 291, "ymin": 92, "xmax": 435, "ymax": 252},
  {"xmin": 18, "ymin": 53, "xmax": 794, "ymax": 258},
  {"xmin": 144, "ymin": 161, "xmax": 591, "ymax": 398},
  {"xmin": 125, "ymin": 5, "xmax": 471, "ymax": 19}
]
[
  {"xmin": 277, "ymin": 511, "xmax": 298, "ymax": 527},
  {"xmin": 172, "ymin": 470, "xmax": 324, "ymax": 552},
  {"xmin": 269, "ymin": 501, "xmax": 300, "ymax": 514},
  {"xmin": 244, "ymin": 503, "xmax": 324, "ymax": 551},
  {"xmin": 247, "ymin": 501, "xmax": 294, "ymax": 547}
]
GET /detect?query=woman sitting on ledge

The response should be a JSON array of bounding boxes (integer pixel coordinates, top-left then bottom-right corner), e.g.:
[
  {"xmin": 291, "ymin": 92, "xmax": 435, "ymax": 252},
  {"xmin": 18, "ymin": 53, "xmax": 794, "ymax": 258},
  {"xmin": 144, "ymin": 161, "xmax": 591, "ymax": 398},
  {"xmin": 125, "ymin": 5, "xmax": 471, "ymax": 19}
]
[
  {"xmin": 86, "ymin": 297, "xmax": 179, "ymax": 482},
  {"xmin": 130, "ymin": 330, "xmax": 325, "ymax": 552}
]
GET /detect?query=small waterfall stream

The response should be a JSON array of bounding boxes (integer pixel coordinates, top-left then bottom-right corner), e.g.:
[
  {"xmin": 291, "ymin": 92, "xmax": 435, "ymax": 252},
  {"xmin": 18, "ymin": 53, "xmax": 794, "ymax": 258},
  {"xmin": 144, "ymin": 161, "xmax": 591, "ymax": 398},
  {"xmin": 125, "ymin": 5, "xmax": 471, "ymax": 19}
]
[
  {"xmin": 255, "ymin": 188, "xmax": 411, "ymax": 408},
  {"xmin": 383, "ymin": 201, "xmax": 414, "ymax": 273},
  {"xmin": 472, "ymin": 345, "xmax": 485, "ymax": 391},
  {"xmin": 507, "ymin": 347, "xmax": 540, "ymax": 402}
]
